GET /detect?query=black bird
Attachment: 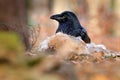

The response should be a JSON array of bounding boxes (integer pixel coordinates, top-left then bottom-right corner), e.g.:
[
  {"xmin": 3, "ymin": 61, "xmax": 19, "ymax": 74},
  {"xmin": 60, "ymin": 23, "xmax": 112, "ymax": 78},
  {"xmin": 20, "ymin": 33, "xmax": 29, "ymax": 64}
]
[{"xmin": 50, "ymin": 11, "xmax": 91, "ymax": 43}]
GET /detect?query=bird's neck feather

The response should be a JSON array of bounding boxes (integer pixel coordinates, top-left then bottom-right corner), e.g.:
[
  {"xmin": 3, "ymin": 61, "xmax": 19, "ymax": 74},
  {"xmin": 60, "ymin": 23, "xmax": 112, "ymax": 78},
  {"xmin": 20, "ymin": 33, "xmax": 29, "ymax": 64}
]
[{"xmin": 72, "ymin": 18, "xmax": 82, "ymax": 29}]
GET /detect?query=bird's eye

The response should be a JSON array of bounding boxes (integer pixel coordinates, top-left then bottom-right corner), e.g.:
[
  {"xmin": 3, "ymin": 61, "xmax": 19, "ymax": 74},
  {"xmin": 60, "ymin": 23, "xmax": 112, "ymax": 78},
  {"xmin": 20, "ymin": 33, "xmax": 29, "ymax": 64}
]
[{"xmin": 62, "ymin": 16, "xmax": 66, "ymax": 19}]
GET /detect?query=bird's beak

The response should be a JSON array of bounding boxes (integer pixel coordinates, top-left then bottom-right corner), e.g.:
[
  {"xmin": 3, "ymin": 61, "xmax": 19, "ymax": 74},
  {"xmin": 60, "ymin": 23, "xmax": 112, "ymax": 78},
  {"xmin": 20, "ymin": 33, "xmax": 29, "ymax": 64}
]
[
  {"xmin": 50, "ymin": 14, "xmax": 66, "ymax": 21},
  {"xmin": 50, "ymin": 14, "xmax": 60, "ymax": 20}
]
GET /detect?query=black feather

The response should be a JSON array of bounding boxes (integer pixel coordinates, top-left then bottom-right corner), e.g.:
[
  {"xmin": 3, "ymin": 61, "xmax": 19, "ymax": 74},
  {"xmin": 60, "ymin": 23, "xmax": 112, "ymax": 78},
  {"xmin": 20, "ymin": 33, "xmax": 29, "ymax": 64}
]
[{"xmin": 50, "ymin": 11, "xmax": 91, "ymax": 43}]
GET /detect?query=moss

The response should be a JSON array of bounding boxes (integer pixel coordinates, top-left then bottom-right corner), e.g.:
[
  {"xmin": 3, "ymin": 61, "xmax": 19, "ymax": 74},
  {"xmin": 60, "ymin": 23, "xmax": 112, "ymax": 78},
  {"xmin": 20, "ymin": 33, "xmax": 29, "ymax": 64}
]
[{"xmin": 0, "ymin": 32, "xmax": 24, "ymax": 53}]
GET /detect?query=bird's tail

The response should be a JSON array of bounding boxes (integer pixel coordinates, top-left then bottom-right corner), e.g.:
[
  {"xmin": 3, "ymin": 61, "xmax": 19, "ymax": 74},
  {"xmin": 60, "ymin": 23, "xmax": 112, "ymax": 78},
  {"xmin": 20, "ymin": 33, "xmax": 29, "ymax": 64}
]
[{"xmin": 82, "ymin": 33, "xmax": 91, "ymax": 43}]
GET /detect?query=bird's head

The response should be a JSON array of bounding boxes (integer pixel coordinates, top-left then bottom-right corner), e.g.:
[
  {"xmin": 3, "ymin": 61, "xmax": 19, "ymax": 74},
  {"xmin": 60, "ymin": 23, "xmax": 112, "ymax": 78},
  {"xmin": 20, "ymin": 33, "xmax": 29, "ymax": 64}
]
[{"xmin": 50, "ymin": 11, "xmax": 79, "ymax": 23}]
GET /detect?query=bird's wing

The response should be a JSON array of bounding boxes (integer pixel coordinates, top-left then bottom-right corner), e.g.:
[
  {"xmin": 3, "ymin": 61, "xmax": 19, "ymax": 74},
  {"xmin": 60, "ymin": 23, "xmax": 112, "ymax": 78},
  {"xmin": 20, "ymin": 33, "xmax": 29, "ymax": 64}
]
[
  {"xmin": 68, "ymin": 28, "xmax": 91, "ymax": 43},
  {"xmin": 68, "ymin": 28, "xmax": 85, "ymax": 37}
]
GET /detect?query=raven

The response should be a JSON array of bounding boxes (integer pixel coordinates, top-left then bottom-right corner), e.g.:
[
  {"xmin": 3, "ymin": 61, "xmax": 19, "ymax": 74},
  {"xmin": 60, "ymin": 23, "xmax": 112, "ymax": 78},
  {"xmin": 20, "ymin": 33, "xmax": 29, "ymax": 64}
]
[{"xmin": 50, "ymin": 11, "xmax": 91, "ymax": 43}]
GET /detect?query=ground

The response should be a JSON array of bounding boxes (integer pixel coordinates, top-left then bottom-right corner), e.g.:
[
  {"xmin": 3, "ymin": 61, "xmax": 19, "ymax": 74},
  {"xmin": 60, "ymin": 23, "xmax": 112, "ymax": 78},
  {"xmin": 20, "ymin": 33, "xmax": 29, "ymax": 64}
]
[{"xmin": 0, "ymin": 32, "xmax": 120, "ymax": 80}]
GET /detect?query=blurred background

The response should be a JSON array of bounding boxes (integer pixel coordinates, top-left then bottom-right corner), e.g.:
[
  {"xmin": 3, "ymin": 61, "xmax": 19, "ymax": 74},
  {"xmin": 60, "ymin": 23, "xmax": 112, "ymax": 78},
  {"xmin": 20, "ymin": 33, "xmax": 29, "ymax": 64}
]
[
  {"xmin": 0, "ymin": 1, "xmax": 120, "ymax": 80},
  {"xmin": 0, "ymin": 0, "xmax": 120, "ymax": 51},
  {"xmin": 29, "ymin": 0, "xmax": 120, "ymax": 51}
]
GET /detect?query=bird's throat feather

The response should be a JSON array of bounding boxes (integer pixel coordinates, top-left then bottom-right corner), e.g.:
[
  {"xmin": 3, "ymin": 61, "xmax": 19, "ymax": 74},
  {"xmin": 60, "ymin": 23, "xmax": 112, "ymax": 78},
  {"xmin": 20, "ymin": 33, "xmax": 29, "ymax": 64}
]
[{"xmin": 56, "ymin": 21, "xmax": 72, "ymax": 33}]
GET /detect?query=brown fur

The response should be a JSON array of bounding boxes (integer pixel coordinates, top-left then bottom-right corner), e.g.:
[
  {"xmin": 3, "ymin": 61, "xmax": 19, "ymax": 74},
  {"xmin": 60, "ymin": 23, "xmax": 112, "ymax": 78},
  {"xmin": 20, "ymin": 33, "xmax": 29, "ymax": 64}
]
[{"xmin": 48, "ymin": 33, "xmax": 86, "ymax": 59}]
